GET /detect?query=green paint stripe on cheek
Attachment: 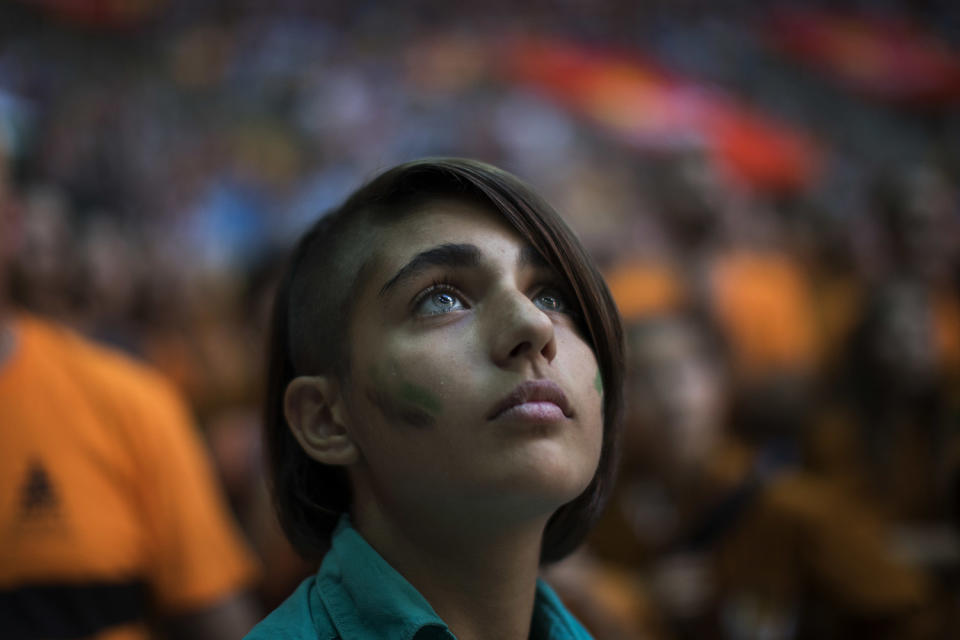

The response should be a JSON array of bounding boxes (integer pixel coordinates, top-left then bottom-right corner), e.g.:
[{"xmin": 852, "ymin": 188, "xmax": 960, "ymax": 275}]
[
  {"xmin": 369, "ymin": 363, "xmax": 443, "ymax": 419},
  {"xmin": 594, "ymin": 369, "xmax": 604, "ymax": 396},
  {"xmin": 398, "ymin": 380, "xmax": 443, "ymax": 417}
]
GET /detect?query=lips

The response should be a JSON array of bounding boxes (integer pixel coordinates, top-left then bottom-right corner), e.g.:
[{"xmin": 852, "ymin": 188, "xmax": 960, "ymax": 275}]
[{"xmin": 487, "ymin": 379, "xmax": 572, "ymax": 421}]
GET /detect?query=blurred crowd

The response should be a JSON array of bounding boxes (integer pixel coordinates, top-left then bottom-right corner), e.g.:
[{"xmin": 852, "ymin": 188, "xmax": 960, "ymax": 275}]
[{"xmin": 2, "ymin": 0, "xmax": 959, "ymax": 638}]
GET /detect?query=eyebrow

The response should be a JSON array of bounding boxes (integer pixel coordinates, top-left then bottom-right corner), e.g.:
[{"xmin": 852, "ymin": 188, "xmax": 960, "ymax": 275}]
[
  {"xmin": 378, "ymin": 243, "xmax": 482, "ymax": 297},
  {"xmin": 377, "ymin": 242, "xmax": 552, "ymax": 298}
]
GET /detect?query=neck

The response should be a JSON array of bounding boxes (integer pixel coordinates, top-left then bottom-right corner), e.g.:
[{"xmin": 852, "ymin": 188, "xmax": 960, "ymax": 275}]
[{"xmin": 353, "ymin": 499, "xmax": 547, "ymax": 640}]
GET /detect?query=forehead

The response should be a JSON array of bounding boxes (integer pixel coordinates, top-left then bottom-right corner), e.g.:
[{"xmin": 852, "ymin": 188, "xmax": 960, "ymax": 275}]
[{"xmin": 364, "ymin": 198, "xmax": 525, "ymax": 275}]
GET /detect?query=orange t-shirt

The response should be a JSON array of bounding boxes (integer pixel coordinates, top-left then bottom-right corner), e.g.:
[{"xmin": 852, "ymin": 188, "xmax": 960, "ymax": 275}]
[
  {"xmin": 708, "ymin": 250, "xmax": 820, "ymax": 377},
  {"xmin": 604, "ymin": 260, "xmax": 686, "ymax": 322},
  {"xmin": 0, "ymin": 315, "xmax": 259, "ymax": 639},
  {"xmin": 604, "ymin": 251, "xmax": 820, "ymax": 377}
]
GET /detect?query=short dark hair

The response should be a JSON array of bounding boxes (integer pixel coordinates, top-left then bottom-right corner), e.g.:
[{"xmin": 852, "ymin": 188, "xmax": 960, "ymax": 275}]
[{"xmin": 265, "ymin": 158, "xmax": 623, "ymax": 563}]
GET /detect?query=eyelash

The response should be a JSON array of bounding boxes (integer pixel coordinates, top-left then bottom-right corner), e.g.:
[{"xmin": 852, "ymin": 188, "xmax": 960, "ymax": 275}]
[
  {"xmin": 410, "ymin": 280, "xmax": 466, "ymax": 312},
  {"xmin": 410, "ymin": 279, "xmax": 578, "ymax": 318}
]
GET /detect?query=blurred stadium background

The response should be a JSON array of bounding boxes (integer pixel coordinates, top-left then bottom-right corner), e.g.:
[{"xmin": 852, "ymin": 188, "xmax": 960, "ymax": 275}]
[{"xmin": 1, "ymin": 1, "xmax": 959, "ymax": 637}]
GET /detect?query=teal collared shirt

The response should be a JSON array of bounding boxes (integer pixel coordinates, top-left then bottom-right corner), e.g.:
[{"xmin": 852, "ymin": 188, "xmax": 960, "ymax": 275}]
[{"xmin": 245, "ymin": 516, "xmax": 593, "ymax": 639}]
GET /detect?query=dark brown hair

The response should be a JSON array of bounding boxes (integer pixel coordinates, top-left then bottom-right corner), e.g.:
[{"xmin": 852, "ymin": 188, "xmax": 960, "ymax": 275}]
[{"xmin": 265, "ymin": 158, "xmax": 623, "ymax": 563}]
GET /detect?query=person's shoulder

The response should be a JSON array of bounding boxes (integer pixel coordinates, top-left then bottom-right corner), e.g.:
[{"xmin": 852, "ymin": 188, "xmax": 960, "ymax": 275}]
[
  {"xmin": 245, "ymin": 576, "xmax": 338, "ymax": 640},
  {"xmin": 22, "ymin": 314, "xmax": 171, "ymax": 391},
  {"xmin": 17, "ymin": 314, "xmax": 197, "ymax": 450},
  {"xmin": 30, "ymin": 314, "xmax": 184, "ymax": 409}
]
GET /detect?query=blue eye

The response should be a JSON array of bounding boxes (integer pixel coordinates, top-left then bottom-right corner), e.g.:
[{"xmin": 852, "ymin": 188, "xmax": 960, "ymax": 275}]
[
  {"xmin": 414, "ymin": 287, "xmax": 467, "ymax": 316},
  {"xmin": 533, "ymin": 288, "xmax": 568, "ymax": 313}
]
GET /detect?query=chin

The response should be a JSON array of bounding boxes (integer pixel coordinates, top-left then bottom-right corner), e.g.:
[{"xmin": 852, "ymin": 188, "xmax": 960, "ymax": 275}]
[{"xmin": 493, "ymin": 443, "xmax": 599, "ymax": 509}]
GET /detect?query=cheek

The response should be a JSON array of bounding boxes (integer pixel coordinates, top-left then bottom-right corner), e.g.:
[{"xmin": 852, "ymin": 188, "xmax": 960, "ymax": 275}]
[
  {"xmin": 354, "ymin": 329, "xmax": 483, "ymax": 432},
  {"xmin": 559, "ymin": 332, "xmax": 605, "ymax": 438},
  {"xmin": 389, "ymin": 335, "xmax": 478, "ymax": 406}
]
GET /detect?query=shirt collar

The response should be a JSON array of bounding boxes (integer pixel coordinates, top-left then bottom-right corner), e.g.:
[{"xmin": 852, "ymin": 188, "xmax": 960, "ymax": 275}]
[
  {"xmin": 531, "ymin": 579, "xmax": 592, "ymax": 640},
  {"xmin": 315, "ymin": 516, "xmax": 454, "ymax": 640},
  {"xmin": 314, "ymin": 516, "xmax": 590, "ymax": 640}
]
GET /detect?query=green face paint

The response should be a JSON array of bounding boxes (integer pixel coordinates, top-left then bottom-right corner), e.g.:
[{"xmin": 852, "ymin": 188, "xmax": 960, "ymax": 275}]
[
  {"xmin": 594, "ymin": 369, "xmax": 604, "ymax": 396},
  {"xmin": 366, "ymin": 363, "xmax": 443, "ymax": 428},
  {"xmin": 398, "ymin": 380, "xmax": 443, "ymax": 416}
]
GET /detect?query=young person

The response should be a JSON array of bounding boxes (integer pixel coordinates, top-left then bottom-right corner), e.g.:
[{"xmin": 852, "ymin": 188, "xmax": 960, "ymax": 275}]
[{"xmin": 246, "ymin": 158, "xmax": 624, "ymax": 640}]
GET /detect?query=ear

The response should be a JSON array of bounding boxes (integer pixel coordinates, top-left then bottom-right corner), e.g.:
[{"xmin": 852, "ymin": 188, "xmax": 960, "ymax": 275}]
[{"xmin": 284, "ymin": 376, "xmax": 359, "ymax": 466}]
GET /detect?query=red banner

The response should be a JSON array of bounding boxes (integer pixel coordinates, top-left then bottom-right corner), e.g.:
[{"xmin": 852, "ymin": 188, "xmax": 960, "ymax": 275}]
[
  {"xmin": 503, "ymin": 39, "xmax": 820, "ymax": 192},
  {"xmin": 765, "ymin": 9, "xmax": 960, "ymax": 105}
]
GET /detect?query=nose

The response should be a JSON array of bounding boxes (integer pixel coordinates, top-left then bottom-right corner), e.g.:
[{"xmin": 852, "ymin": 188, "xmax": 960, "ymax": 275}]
[{"xmin": 490, "ymin": 289, "xmax": 558, "ymax": 367}]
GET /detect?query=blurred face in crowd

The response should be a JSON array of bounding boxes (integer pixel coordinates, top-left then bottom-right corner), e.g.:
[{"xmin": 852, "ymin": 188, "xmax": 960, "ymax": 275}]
[
  {"xmin": 330, "ymin": 199, "xmax": 605, "ymax": 526},
  {"xmin": 657, "ymin": 150, "xmax": 727, "ymax": 244},
  {"xmin": 890, "ymin": 166, "xmax": 958, "ymax": 278},
  {"xmin": 79, "ymin": 217, "xmax": 139, "ymax": 319},
  {"xmin": 626, "ymin": 318, "xmax": 725, "ymax": 475},
  {"xmin": 20, "ymin": 187, "xmax": 73, "ymax": 292},
  {"xmin": 5, "ymin": 185, "xmax": 76, "ymax": 317},
  {"xmin": 869, "ymin": 283, "xmax": 938, "ymax": 394}
]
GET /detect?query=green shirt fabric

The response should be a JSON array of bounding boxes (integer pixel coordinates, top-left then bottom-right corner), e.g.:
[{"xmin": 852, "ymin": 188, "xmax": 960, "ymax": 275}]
[{"xmin": 244, "ymin": 516, "xmax": 593, "ymax": 639}]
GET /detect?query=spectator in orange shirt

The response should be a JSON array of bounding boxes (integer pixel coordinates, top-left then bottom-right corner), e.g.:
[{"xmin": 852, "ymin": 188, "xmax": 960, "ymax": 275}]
[
  {"xmin": 636, "ymin": 151, "xmax": 821, "ymax": 453},
  {"xmin": 0, "ymin": 153, "xmax": 260, "ymax": 639}
]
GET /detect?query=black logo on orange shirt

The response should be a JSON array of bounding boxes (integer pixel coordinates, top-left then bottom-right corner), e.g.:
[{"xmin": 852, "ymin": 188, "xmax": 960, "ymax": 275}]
[{"xmin": 19, "ymin": 461, "xmax": 60, "ymax": 519}]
